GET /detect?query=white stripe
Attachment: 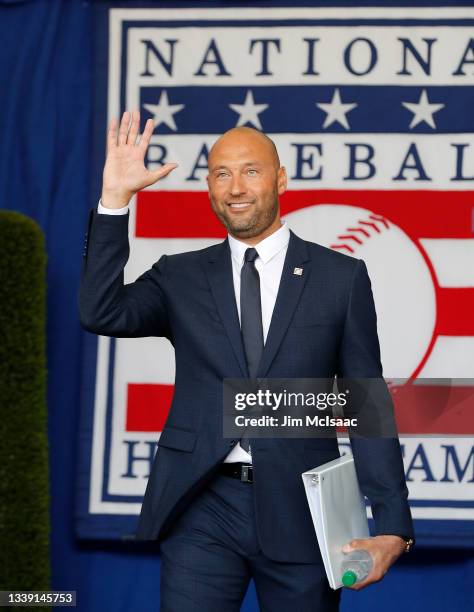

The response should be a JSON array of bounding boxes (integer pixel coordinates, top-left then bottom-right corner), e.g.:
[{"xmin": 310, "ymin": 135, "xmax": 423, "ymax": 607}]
[
  {"xmin": 418, "ymin": 336, "xmax": 474, "ymax": 377},
  {"xmin": 420, "ymin": 239, "xmax": 474, "ymax": 287},
  {"xmin": 112, "ymin": 134, "xmax": 474, "ymax": 192},
  {"xmin": 89, "ymin": 336, "xmax": 110, "ymax": 513},
  {"xmin": 112, "ymin": 8, "xmax": 474, "ymax": 20}
]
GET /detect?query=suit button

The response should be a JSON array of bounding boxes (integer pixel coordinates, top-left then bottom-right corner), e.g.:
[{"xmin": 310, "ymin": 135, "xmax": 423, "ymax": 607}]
[{"xmin": 229, "ymin": 440, "xmax": 236, "ymax": 447}]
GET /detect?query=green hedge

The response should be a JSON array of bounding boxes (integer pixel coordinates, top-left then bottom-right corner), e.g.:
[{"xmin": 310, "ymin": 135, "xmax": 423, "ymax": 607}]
[{"xmin": 0, "ymin": 210, "xmax": 50, "ymax": 600}]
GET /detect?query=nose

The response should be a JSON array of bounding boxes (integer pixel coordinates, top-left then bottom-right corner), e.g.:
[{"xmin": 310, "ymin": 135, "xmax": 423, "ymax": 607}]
[{"xmin": 229, "ymin": 174, "xmax": 246, "ymax": 196}]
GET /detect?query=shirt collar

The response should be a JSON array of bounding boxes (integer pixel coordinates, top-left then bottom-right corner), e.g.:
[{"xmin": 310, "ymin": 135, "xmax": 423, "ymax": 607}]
[{"xmin": 228, "ymin": 221, "xmax": 290, "ymax": 267}]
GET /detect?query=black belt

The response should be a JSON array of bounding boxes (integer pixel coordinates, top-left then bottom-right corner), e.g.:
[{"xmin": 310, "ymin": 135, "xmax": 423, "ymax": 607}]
[{"xmin": 219, "ymin": 462, "xmax": 254, "ymax": 483}]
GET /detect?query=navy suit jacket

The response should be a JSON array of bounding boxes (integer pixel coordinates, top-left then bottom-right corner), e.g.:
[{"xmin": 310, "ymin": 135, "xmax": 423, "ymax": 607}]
[{"xmin": 79, "ymin": 208, "xmax": 414, "ymax": 563}]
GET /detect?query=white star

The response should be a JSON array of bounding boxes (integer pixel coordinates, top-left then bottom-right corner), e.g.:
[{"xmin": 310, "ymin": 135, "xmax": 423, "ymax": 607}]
[
  {"xmin": 402, "ymin": 89, "xmax": 444, "ymax": 129},
  {"xmin": 143, "ymin": 90, "xmax": 185, "ymax": 131},
  {"xmin": 229, "ymin": 90, "xmax": 268, "ymax": 129},
  {"xmin": 316, "ymin": 88, "xmax": 358, "ymax": 130}
]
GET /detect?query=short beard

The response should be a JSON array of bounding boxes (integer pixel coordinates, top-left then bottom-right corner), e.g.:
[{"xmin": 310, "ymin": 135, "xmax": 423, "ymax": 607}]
[{"xmin": 212, "ymin": 196, "xmax": 279, "ymax": 240}]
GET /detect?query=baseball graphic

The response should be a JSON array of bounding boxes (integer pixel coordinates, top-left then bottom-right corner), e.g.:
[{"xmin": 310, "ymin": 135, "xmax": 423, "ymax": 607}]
[{"xmin": 283, "ymin": 204, "xmax": 437, "ymax": 379}]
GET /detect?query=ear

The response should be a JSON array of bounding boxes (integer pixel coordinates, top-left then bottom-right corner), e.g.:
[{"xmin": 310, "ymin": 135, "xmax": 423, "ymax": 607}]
[{"xmin": 277, "ymin": 166, "xmax": 287, "ymax": 196}]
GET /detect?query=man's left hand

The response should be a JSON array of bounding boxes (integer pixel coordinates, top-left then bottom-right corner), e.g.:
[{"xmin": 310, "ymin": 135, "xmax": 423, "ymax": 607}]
[{"xmin": 341, "ymin": 535, "xmax": 406, "ymax": 590}]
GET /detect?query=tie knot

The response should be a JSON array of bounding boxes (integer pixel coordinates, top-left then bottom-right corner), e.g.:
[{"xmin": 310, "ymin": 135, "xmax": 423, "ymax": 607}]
[{"xmin": 244, "ymin": 247, "xmax": 258, "ymax": 263}]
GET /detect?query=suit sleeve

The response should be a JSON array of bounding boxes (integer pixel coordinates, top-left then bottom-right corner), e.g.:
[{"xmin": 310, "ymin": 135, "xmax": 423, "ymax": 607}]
[
  {"xmin": 337, "ymin": 259, "xmax": 415, "ymax": 541},
  {"xmin": 78, "ymin": 207, "xmax": 171, "ymax": 339}
]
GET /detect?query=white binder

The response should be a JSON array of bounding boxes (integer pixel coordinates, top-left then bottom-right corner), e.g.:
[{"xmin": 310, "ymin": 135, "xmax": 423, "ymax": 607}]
[{"xmin": 301, "ymin": 452, "xmax": 370, "ymax": 589}]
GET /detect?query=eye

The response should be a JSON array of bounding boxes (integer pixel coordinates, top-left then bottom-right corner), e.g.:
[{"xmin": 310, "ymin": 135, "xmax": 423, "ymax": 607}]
[
  {"xmin": 247, "ymin": 168, "xmax": 258, "ymax": 176},
  {"xmin": 216, "ymin": 171, "xmax": 229, "ymax": 178}
]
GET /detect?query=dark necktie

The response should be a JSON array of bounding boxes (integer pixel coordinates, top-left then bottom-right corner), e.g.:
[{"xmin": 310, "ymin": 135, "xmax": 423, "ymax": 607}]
[{"xmin": 240, "ymin": 247, "xmax": 264, "ymax": 453}]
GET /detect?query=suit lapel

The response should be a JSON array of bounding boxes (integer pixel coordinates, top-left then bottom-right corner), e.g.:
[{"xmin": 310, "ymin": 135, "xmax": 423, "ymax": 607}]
[
  {"xmin": 204, "ymin": 239, "xmax": 249, "ymax": 378},
  {"xmin": 204, "ymin": 231, "xmax": 310, "ymax": 379},
  {"xmin": 257, "ymin": 230, "xmax": 310, "ymax": 377}
]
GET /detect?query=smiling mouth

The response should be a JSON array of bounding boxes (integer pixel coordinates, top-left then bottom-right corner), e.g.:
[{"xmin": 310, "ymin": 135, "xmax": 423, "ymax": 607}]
[{"xmin": 227, "ymin": 202, "xmax": 253, "ymax": 209}]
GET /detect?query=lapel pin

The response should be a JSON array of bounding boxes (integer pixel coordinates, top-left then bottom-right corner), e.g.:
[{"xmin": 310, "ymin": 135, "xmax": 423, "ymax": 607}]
[{"xmin": 293, "ymin": 267, "xmax": 303, "ymax": 276}]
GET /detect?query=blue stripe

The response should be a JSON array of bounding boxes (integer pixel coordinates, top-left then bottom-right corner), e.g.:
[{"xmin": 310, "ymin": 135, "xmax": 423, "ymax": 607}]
[{"xmin": 133, "ymin": 86, "xmax": 474, "ymax": 134}]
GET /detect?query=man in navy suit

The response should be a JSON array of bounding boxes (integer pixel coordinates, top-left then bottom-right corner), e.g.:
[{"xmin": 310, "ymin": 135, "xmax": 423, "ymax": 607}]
[{"xmin": 79, "ymin": 110, "xmax": 415, "ymax": 611}]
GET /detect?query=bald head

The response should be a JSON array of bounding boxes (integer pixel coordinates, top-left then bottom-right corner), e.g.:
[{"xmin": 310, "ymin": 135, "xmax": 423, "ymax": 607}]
[
  {"xmin": 208, "ymin": 127, "xmax": 280, "ymax": 172},
  {"xmin": 206, "ymin": 127, "xmax": 287, "ymax": 244}
]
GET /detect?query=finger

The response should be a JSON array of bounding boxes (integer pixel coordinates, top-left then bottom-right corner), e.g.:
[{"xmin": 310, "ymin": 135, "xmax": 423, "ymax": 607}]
[
  {"xmin": 137, "ymin": 118, "xmax": 155, "ymax": 151},
  {"xmin": 150, "ymin": 162, "xmax": 179, "ymax": 182},
  {"xmin": 346, "ymin": 571, "xmax": 376, "ymax": 591},
  {"xmin": 342, "ymin": 539, "xmax": 363, "ymax": 553},
  {"xmin": 118, "ymin": 110, "xmax": 131, "ymax": 146},
  {"xmin": 347, "ymin": 580, "xmax": 366, "ymax": 591},
  {"xmin": 107, "ymin": 118, "xmax": 118, "ymax": 153},
  {"xmin": 354, "ymin": 571, "xmax": 382, "ymax": 589},
  {"xmin": 128, "ymin": 109, "xmax": 140, "ymax": 145}
]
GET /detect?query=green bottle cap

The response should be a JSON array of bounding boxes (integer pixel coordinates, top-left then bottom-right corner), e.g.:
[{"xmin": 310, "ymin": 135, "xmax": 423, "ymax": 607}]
[{"xmin": 342, "ymin": 570, "xmax": 357, "ymax": 587}]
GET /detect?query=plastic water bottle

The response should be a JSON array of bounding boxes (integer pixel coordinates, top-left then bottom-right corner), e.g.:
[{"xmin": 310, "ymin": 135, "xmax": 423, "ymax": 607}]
[{"xmin": 341, "ymin": 549, "xmax": 373, "ymax": 587}]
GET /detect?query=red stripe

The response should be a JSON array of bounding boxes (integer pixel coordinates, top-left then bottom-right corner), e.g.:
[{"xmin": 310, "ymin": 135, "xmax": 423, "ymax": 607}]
[
  {"xmin": 436, "ymin": 287, "xmax": 474, "ymax": 336},
  {"xmin": 126, "ymin": 383, "xmax": 172, "ymax": 432},
  {"xmin": 391, "ymin": 384, "xmax": 474, "ymax": 435},
  {"xmin": 280, "ymin": 190, "xmax": 474, "ymax": 240},
  {"xmin": 125, "ymin": 382, "xmax": 474, "ymax": 435},
  {"xmin": 135, "ymin": 189, "xmax": 474, "ymax": 239},
  {"xmin": 136, "ymin": 191, "xmax": 226, "ymax": 238}
]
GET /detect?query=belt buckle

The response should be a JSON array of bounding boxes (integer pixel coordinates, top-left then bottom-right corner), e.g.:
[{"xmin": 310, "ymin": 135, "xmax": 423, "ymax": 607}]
[{"xmin": 241, "ymin": 464, "xmax": 253, "ymax": 483}]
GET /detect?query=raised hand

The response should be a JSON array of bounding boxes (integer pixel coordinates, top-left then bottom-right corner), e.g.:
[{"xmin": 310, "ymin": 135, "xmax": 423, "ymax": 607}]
[{"xmin": 101, "ymin": 109, "xmax": 178, "ymax": 209}]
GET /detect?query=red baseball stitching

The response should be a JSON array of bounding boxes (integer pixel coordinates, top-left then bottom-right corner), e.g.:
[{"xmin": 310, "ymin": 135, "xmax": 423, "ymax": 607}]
[{"xmin": 330, "ymin": 213, "xmax": 391, "ymax": 254}]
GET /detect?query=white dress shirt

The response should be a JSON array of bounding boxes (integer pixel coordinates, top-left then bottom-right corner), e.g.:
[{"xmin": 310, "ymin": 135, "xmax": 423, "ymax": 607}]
[
  {"xmin": 97, "ymin": 201, "xmax": 131, "ymax": 215},
  {"xmin": 97, "ymin": 201, "xmax": 291, "ymax": 463}
]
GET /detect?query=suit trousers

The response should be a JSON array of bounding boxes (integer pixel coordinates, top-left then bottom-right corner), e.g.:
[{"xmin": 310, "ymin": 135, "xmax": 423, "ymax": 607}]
[{"xmin": 159, "ymin": 469, "xmax": 341, "ymax": 612}]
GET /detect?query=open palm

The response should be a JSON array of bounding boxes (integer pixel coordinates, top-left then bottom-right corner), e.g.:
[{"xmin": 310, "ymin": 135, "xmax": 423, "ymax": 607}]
[{"xmin": 102, "ymin": 110, "xmax": 177, "ymax": 207}]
